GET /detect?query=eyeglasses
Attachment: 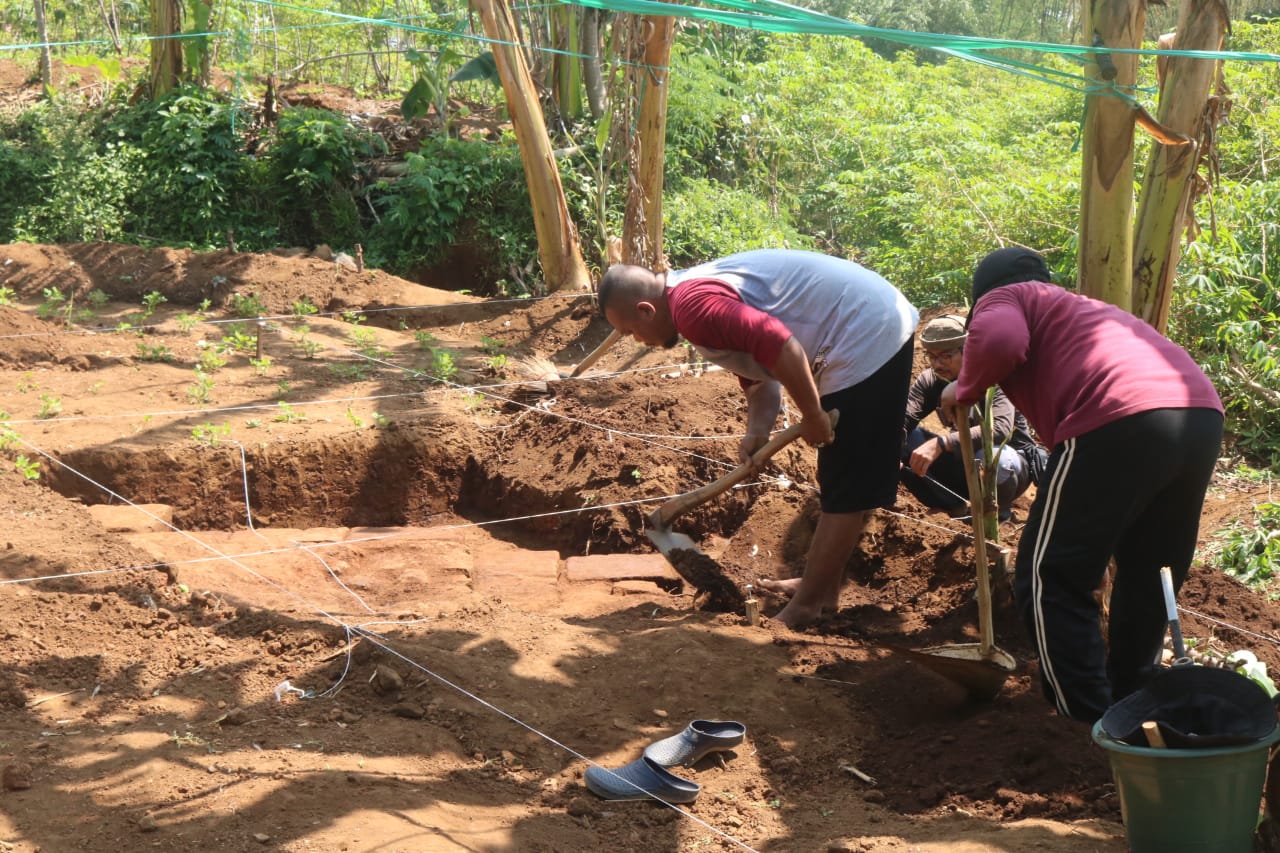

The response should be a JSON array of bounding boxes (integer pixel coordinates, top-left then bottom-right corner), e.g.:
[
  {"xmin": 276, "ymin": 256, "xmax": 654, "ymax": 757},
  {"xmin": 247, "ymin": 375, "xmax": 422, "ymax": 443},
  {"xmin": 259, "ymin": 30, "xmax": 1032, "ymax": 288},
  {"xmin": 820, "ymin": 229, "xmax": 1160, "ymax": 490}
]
[{"xmin": 924, "ymin": 348, "xmax": 961, "ymax": 363}]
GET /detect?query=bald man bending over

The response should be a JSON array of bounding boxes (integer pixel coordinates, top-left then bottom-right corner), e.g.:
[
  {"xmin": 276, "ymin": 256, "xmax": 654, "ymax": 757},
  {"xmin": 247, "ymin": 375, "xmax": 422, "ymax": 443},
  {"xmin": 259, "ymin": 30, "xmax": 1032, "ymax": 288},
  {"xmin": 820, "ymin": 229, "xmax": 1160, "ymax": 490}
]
[{"xmin": 599, "ymin": 249, "xmax": 917, "ymax": 628}]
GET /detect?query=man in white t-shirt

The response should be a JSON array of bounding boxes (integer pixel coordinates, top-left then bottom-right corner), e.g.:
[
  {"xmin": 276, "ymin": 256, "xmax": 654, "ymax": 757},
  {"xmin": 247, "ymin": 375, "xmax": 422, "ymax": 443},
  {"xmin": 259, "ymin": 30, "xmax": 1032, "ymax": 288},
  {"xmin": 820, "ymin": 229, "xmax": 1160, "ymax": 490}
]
[{"xmin": 599, "ymin": 249, "xmax": 918, "ymax": 627}]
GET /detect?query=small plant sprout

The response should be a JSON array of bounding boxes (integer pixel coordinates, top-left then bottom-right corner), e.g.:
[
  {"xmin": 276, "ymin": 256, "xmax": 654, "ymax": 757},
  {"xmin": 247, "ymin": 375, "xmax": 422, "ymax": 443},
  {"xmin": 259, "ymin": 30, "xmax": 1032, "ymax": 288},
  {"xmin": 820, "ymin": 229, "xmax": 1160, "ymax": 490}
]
[
  {"xmin": 430, "ymin": 349, "xmax": 457, "ymax": 383},
  {"xmin": 16, "ymin": 373, "xmax": 36, "ymax": 393},
  {"xmin": 136, "ymin": 342, "xmax": 174, "ymax": 362},
  {"xmin": 291, "ymin": 298, "xmax": 318, "ymax": 317},
  {"xmin": 187, "ymin": 369, "xmax": 214, "ymax": 404},
  {"xmin": 293, "ymin": 326, "xmax": 323, "ymax": 359},
  {"xmin": 221, "ymin": 325, "xmax": 255, "ymax": 354},
  {"xmin": 276, "ymin": 379, "xmax": 292, "ymax": 398},
  {"xmin": 244, "ymin": 418, "xmax": 262, "ymax": 429},
  {"xmin": 249, "ymin": 356, "xmax": 272, "ymax": 375},
  {"xmin": 14, "ymin": 455, "xmax": 39, "ymax": 480},
  {"xmin": 175, "ymin": 313, "xmax": 200, "ymax": 333},
  {"xmin": 273, "ymin": 401, "xmax": 304, "ymax": 423},
  {"xmin": 340, "ymin": 310, "xmax": 366, "ymax": 325},
  {"xmin": 485, "ymin": 353, "xmax": 509, "ymax": 374},
  {"xmin": 191, "ymin": 422, "xmax": 232, "ymax": 446},
  {"xmin": 344, "ymin": 407, "xmax": 365, "ymax": 428},
  {"xmin": 89, "ymin": 381, "xmax": 104, "ymax": 394},
  {"xmin": 36, "ymin": 286, "xmax": 65, "ymax": 319},
  {"xmin": 631, "ymin": 468, "xmax": 642, "ymax": 481},
  {"xmin": 370, "ymin": 411, "xmax": 390, "ymax": 427},
  {"xmin": 348, "ymin": 326, "xmax": 388, "ymax": 359},
  {"xmin": 461, "ymin": 391, "xmax": 487, "ymax": 413},
  {"xmin": 230, "ymin": 293, "xmax": 267, "ymax": 318},
  {"xmin": 479, "ymin": 335, "xmax": 507, "ymax": 355},
  {"xmin": 139, "ymin": 291, "xmax": 167, "ymax": 320},
  {"xmin": 37, "ymin": 394, "xmax": 61, "ymax": 419},
  {"xmin": 197, "ymin": 298, "xmax": 212, "ymax": 314},
  {"xmin": 86, "ymin": 289, "xmax": 109, "ymax": 309},
  {"xmin": 197, "ymin": 342, "xmax": 229, "ymax": 373},
  {"xmin": 328, "ymin": 363, "xmax": 371, "ymax": 381},
  {"xmin": 414, "ymin": 329, "xmax": 438, "ymax": 350},
  {"xmin": 0, "ymin": 285, "xmax": 14, "ymax": 305}
]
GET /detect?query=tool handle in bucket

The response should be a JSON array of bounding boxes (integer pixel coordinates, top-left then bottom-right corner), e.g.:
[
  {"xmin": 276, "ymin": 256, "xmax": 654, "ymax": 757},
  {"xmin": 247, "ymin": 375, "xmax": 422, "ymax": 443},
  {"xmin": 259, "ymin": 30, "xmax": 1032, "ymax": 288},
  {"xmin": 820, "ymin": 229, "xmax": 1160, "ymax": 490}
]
[
  {"xmin": 1160, "ymin": 566, "xmax": 1191, "ymax": 663},
  {"xmin": 648, "ymin": 409, "xmax": 839, "ymax": 530}
]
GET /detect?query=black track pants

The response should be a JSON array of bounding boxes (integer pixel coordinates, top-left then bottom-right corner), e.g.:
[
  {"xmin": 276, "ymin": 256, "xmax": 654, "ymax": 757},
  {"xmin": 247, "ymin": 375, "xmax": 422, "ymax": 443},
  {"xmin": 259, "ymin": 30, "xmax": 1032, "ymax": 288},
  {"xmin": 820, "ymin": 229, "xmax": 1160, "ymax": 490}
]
[{"xmin": 1013, "ymin": 407, "xmax": 1223, "ymax": 723}]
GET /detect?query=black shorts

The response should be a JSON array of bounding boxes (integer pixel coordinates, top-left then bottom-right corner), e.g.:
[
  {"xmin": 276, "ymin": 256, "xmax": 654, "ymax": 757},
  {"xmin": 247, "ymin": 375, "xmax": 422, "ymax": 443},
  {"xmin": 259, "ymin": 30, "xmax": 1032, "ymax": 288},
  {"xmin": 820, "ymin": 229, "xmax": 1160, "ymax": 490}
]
[{"xmin": 816, "ymin": 337, "xmax": 914, "ymax": 513}]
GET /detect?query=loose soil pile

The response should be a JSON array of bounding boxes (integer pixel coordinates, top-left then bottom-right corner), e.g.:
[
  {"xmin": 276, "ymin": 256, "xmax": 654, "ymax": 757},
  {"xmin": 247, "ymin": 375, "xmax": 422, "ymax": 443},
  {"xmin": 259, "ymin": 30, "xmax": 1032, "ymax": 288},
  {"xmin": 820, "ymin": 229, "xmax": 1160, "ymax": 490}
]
[{"xmin": 1, "ymin": 240, "xmax": 1278, "ymax": 853}]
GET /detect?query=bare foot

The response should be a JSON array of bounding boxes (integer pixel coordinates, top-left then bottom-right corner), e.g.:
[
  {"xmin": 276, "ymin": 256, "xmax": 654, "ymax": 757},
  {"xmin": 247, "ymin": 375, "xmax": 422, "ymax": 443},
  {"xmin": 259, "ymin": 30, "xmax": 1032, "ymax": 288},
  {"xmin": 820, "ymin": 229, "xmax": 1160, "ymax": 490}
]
[
  {"xmin": 771, "ymin": 598, "xmax": 829, "ymax": 629},
  {"xmin": 757, "ymin": 577, "xmax": 802, "ymax": 598}
]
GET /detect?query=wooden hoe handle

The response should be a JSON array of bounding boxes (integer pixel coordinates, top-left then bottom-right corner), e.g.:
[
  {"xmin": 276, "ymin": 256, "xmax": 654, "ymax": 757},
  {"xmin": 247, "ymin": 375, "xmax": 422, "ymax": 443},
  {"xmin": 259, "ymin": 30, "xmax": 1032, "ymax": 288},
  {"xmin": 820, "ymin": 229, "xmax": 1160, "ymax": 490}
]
[
  {"xmin": 648, "ymin": 409, "xmax": 840, "ymax": 530},
  {"xmin": 568, "ymin": 328, "xmax": 624, "ymax": 378}
]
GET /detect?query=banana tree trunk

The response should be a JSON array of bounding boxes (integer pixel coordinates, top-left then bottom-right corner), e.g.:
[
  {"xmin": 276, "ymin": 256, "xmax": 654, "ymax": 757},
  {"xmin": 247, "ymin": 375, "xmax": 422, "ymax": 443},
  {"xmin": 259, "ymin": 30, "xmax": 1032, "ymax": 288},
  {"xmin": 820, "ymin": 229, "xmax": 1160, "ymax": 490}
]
[
  {"xmin": 552, "ymin": 4, "xmax": 584, "ymax": 119},
  {"xmin": 470, "ymin": 0, "xmax": 592, "ymax": 292},
  {"xmin": 1131, "ymin": 0, "xmax": 1228, "ymax": 332},
  {"xmin": 581, "ymin": 9, "xmax": 606, "ymax": 120},
  {"xmin": 1078, "ymin": 0, "xmax": 1145, "ymax": 307},
  {"xmin": 622, "ymin": 15, "xmax": 675, "ymax": 270},
  {"xmin": 149, "ymin": 0, "xmax": 183, "ymax": 96}
]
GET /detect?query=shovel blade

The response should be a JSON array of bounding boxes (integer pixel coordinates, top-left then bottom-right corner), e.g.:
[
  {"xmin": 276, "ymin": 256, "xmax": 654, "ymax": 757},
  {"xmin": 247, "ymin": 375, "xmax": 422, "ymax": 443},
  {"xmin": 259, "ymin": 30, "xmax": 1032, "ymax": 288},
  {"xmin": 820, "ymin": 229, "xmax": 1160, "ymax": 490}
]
[
  {"xmin": 645, "ymin": 526, "xmax": 745, "ymax": 612},
  {"xmin": 646, "ymin": 526, "xmax": 701, "ymax": 557},
  {"xmin": 886, "ymin": 642, "xmax": 1017, "ymax": 702}
]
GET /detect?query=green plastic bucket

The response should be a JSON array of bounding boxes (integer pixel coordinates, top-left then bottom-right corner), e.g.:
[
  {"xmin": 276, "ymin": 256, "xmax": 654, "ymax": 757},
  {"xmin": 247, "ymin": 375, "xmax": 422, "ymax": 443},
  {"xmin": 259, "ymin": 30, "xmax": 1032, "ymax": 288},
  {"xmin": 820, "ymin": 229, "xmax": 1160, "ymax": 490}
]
[{"xmin": 1092, "ymin": 720, "xmax": 1280, "ymax": 853}]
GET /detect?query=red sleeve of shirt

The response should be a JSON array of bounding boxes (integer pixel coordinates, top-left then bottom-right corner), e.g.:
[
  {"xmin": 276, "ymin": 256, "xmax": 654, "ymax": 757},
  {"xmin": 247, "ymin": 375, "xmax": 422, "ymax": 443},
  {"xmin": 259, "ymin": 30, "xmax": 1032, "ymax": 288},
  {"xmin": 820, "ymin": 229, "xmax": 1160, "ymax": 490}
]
[
  {"xmin": 954, "ymin": 289, "xmax": 1030, "ymax": 407},
  {"xmin": 668, "ymin": 278, "xmax": 792, "ymax": 375}
]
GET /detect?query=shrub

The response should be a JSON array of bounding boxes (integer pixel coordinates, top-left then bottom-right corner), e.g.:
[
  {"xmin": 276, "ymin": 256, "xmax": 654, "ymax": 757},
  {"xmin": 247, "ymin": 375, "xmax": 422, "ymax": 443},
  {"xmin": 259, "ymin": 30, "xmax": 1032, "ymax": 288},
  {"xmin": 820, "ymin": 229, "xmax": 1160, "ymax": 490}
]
[
  {"xmin": 662, "ymin": 177, "xmax": 812, "ymax": 267},
  {"xmin": 367, "ymin": 137, "xmax": 537, "ymax": 286},
  {"xmin": 259, "ymin": 107, "xmax": 385, "ymax": 248}
]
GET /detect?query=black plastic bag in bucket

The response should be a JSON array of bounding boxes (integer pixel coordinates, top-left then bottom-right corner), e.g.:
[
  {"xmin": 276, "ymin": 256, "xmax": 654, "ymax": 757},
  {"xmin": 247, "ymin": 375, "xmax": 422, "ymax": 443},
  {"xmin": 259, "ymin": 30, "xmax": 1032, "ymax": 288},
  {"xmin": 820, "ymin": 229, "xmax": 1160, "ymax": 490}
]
[{"xmin": 1100, "ymin": 664, "xmax": 1278, "ymax": 749}]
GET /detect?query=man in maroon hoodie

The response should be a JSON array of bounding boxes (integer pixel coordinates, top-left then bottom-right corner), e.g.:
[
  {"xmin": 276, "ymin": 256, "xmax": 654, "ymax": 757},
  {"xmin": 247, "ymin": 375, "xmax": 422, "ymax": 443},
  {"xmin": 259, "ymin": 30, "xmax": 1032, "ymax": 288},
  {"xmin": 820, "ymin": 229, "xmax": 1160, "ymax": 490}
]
[{"xmin": 942, "ymin": 247, "xmax": 1223, "ymax": 723}]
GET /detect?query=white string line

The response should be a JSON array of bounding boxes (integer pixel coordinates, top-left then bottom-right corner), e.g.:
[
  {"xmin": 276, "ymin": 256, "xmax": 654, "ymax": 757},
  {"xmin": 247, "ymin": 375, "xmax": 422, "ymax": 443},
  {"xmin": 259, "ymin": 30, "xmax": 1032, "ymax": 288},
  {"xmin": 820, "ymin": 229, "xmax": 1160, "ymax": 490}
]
[
  {"xmin": 1178, "ymin": 604, "xmax": 1280, "ymax": 648},
  {"xmin": 360, "ymin": 629, "xmax": 761, "ymax": 853},
  {"xmin": 0, "ymin": 290, "xmax": 589, "ymax": 340},
  {"xmin": 229, "ymin": 438, "xmax": 378, "ymax": 615},
  {"xmin": 8, "ymin": 434, "xmax": 762, "ymax": 852}
]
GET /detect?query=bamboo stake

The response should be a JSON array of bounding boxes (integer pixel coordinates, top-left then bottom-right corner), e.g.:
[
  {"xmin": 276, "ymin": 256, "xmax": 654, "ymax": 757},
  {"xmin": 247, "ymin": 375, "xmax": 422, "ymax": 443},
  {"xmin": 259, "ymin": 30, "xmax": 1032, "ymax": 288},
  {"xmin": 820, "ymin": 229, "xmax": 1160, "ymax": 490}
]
[{"xmin": 955, "ymin": 404, "xmax": 996, "ymax": 659}]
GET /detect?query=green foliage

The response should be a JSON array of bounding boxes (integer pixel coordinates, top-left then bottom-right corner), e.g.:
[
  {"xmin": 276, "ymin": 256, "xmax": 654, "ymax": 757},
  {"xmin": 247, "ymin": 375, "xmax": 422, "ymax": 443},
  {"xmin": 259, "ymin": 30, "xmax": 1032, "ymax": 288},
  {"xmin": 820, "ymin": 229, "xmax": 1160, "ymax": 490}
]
[
  {"xmin": 260, "ymin": 107, "xmax": 383, "ymax": 247},
  {"xmin": 8, "ymin": 100, "xmax": 142, "ymax": 243},
  {"xmin": 663, "ymin": 177, "xmax": 812, "ymax": 266},
  {"xmin": 13, "ymin": 455, "xmax": 39, "ymax": 481},
  {"xmin": 37, "ymin": 394, "xmax": 61, "ymax": 419},
  {"xmin": 429, "ymin": 349, "xmax": 457, "ymax": 383},
  {"xmin": 140, "ymin": 290, "xmax": 167, "ymax": 320},
  {"xmin": 1170, "ymin": 186, "xmax": 1280, "ymax": 463},
  {"xmin": 347, "ymin": 326, "xmax": 388, "ymax": 359},
  {"xmin": 136, "ymin": 342, "xmax": 174, "ymax": 362},
  {"xmin": 329, "ymin": 362, "xmax": 373, "ymax": 381},
  {"xmin": 229, "ymin": 293, "xmax": 267, "ymax": 318},
  {"xmin": 293, "ymin": 326, "xmax": 324, "ymax": 359},
  {"xmin": 368, "ymin": 138, "xmax": 536, "ymax": 286},
  {"xmin": 1214, "ymin": 502, "xmax": 1280, "ymax": 586},
  {"xmin": 191, "ymin": 421, "xmax": 231, "ymax": 446},
  {"xmin": 273, "ymin": 401, "xmax": 304, "ymax": 422},
  {"xmin": 187, "ymin": 369, "xmax": 215, "ymax": 404},
  {"xmin": 107, "ymin": 86, "xmax": 255, "ymax": 246},
  {"xmin": 35, "ymin": 287, "xmax": 66, "ymax": 320}
]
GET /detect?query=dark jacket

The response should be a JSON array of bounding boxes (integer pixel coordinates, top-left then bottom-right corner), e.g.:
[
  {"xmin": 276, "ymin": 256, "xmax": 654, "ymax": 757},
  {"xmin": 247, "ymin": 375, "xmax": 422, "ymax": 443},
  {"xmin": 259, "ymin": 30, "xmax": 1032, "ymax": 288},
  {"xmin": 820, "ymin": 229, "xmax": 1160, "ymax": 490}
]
[{"xmin": 904, "ymin": 368, "xmax": 1039, "ymax": 457}]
